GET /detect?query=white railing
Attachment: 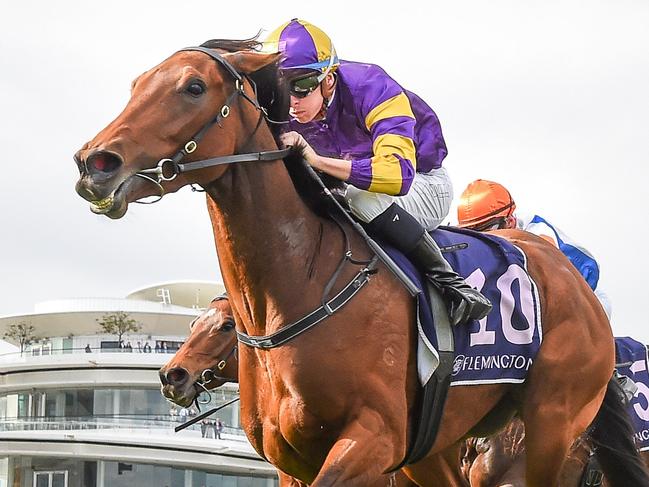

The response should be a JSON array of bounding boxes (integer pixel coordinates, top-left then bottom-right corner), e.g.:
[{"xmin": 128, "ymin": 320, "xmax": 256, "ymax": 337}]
[
  {"xmin": 0, "ymin": 346, "xmax": 180, "ymax": 363},
  {"xmin": 0, "ymin": 415, "xmax": 246, "ymax": 440}
]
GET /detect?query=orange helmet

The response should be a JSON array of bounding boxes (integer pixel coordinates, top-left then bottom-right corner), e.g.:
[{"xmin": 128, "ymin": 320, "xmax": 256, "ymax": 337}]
[{"xmin": 457, "ymin": 179, "xmax": 516, "ymax": 230}]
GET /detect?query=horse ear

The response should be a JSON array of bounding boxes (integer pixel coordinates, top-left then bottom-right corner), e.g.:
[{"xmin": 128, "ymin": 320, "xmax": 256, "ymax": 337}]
[{"xmin": 223, "ymin": 51, "xmax": 281, "ymax": 74}]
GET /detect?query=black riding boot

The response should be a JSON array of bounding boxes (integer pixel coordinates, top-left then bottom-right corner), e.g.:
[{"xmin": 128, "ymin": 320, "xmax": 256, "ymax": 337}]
[{"xmin": 366, "ymin": 203, "xmax": 492, "ymax": 326}]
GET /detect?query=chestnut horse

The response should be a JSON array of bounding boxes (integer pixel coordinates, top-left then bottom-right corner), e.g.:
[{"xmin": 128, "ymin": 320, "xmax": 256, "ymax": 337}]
[
  {"xmin": 162, "ymin": 299, "xmax": 647, "ymax": 487},
  {"xmin": 161, "ymin": 298, "xmax": 647, "ymax": 487},
  {"xmin": 73, "ymin": 39, "xmax": 648, "ymax": 486},
  {"xmin": 161, "ymin": 297, "xmax": 422, "ymax": 487}
]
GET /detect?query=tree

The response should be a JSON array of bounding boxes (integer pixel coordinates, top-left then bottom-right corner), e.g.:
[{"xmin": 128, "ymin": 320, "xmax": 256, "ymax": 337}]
[
  {"xmin": 96, "ymin": 312, "xmax": 142, "ymax": 346},
  {"xmin": 3, "ymin": 322, "xmax": 36, "ymax": 354}
]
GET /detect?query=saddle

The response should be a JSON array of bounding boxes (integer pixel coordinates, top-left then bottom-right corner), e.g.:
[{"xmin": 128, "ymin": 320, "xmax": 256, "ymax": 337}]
[{"xmin": 305, "ymin": 169, "xmax": 541, "ymax": 466}]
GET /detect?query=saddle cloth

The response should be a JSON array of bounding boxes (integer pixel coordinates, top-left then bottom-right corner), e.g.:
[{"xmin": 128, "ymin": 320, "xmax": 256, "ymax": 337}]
[
  {"xmin": 615, "ymin": 337, "xmax": 649, "ymax": 451},
  {"xmin": 380, "ymin": 226, "xmax": 543, "ymax": 385}
]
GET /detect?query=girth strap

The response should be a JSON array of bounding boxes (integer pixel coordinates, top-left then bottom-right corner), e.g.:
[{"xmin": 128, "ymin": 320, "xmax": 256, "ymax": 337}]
[
  {"xmin": 237, "ymin": 256, "xmax": 379, "ymax": 349},
  {"xmin": 391, "ymin": 282, "xmax": 455, "ymax": 469},
  {"xmin": 580, "ymin": 452, "xmax": 604, "ymax": 487}
]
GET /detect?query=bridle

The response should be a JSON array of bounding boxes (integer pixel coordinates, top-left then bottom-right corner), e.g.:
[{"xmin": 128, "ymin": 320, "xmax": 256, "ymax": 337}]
[
  {"xmin": 134, "ymin": 46, "xmax": 291, "ymax": 203},
  {"xmin": 132, "ymin": 49, "xmax": 384, "ymax": 351},
  {"xmin": 194, "ymin": 342, "xmax": 239, "ymax": 405},
  {"xmin": 190, "ymin": 295, "xmax": 239, "ymax": 405}
]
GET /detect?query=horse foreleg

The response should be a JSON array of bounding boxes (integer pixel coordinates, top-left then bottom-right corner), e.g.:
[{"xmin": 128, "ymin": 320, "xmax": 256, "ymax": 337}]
[
  {"xmin": 403, "ymin": 442, "xmax": 468, "ymax": 487},
  {"xmin": 309, "ymin": 414, "xmax": 402, "ymax": 487},
  {"xmin": 520, "ymin": 410, "xmax": 574, "ymax": 487},
  {"xmin": 495, "ymin": 455, "xmax": 527, "ymax": 487},
  {"xmin": 277, "ymin": 471, "xmax": 308, "ymax": 487}
]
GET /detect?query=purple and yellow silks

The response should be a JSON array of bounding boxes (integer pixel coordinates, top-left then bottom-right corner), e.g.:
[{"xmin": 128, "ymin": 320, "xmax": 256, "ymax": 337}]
[{"xmin": 287, "ymin": 61, "xmax": 448, "ymax": 196}]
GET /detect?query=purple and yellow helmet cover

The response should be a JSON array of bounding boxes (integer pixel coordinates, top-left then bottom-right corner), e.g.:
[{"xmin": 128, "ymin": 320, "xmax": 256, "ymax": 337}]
[{"xmin": 263, "ymin": 19, "xmax": 339, "ymax": 72}]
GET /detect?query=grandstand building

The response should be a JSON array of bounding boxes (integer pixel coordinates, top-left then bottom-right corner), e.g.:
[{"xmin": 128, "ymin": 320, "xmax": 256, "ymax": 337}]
[{"xmin": 0, "ymin": 281, "xmax": 277, "ymax": 487}]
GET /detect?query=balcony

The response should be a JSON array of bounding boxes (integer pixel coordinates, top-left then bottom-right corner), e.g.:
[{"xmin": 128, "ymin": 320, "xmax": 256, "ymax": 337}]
[{"xmin": 0, "ymin": 414, "xmax": 246, "ymax": 440}]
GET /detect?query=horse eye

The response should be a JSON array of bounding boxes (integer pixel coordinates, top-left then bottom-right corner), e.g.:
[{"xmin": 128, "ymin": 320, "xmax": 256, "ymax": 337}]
[
  {"xmin": 221, "ymin": 320, "xmax": 235, "ymax": 332},
  {"xmin": 186, "ymin": 81, "xmax": 205, "ymax": 97}
]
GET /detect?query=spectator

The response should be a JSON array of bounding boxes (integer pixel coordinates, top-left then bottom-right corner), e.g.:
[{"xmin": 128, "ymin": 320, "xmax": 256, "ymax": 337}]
[
  {"xmin": 85, "ymin": 344, "xmax": 92, "ymax": 353},
  {"xmin": 125, "ymin": 341, "xmax": 132, "ymax": 352},
  {"xmin": 216, "ymin": 418, "xmax": 224, "ymax": 439},
  {"xmin": 201, "ymin": 418, "xmax": 209, "ymax": 438},
  {"xmin": 143, "ymin": 342, "xmax": 151, "ymax": 353},
  {"xmin": 207, "ymin": 419, "xmax": 217, "ymax": 439},
  {"xmin": 155, "ymin": 342, "xmax": 161, "ymax": 353},
  {"xmin": 179, "ymin": 407, "xmax": 189, "ymax": 423},
  {"xmin": 136, "ymin": 341, "xmax": 142, "ymax": 353}
]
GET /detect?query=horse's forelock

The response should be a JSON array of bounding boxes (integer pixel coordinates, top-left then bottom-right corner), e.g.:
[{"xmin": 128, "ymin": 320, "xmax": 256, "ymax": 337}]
[
  {"xmin": 199, "ymin": 36, "xmax": 288, "ymax": 138},
  {"xmin": 200, "ymin": 36, "xmax": 263, "ymax": 53}
]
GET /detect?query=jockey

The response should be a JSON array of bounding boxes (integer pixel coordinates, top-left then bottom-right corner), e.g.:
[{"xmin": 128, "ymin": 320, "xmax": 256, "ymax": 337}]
[
  {"xmin": 457, "ymin": 179, "xmax": 612, "ymax": 318},
  {"xmin": 264, "ymin": 19, "xmax": 491, "ymax": 326}
]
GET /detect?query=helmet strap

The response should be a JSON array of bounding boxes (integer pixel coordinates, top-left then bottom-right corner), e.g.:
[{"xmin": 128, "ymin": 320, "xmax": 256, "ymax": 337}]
[
  {"xmin": 314, "ymin": 73, "xmax": 337, "ymax": 120},
  {"xmin": 321, "ymin": 72, "xmax": 337, "ymax": 102}
]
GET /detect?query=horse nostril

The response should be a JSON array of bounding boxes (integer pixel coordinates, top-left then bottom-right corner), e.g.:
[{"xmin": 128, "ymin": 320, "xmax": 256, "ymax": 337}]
[
  {"xmin": 74, "ymin": 152, "xmax": 86, "ymax": 175},
  {"xmin": 165, "ymin": 367, "xmax": 189, "ymax": 386},
  {"xmin": 87, "ymin": 151, "xmax": 122, "ymax": 174}
]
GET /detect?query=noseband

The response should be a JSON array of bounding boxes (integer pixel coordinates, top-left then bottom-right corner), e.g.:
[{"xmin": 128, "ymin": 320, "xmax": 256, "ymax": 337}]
[
  {"xmin": 199, "ymin": 343, "xmax": 238, "ymax": 385},
  {"xmin": 193, "ymin": 341, "xmax": 239, "ymax": 405},
  {"xmin": 136, "ymin": 46, "xmax": 291, "ymax": 201}
]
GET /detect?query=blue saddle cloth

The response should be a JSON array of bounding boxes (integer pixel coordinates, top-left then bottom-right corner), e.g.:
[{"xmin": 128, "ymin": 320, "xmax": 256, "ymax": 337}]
[
  {"xmin": 380, "ymin": 226, "xmax": 542, "ymax": 385},
  {"xmin": 615, "ymin": 337, "xmax": 649, "ymax": 451}
]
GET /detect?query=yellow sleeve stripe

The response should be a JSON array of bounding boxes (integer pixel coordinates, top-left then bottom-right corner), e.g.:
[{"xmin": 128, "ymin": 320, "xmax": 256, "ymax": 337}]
[
  {"xmin": 368, "ymin": 154, "xmax": 403, "ymax": 195},
  {"xmin": 367, "ymin": 134, "xmax": 417, "ymax": 195},
  {"xmin": 372, "ymin": 133, "xmax": 416, "ymax": 165},
  {"xmin": 364, "ymin": 92, "xmax": 415, "ymax": 130}
]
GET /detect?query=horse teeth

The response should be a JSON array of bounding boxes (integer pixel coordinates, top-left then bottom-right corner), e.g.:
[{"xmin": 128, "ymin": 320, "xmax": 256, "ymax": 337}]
[{"xmin": 90, "ymin": 196, "xmax": 114, "ymax": 212}]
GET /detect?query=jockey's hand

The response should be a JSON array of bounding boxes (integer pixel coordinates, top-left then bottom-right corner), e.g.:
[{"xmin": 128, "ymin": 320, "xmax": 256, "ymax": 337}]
[
  {"xmin": 280, "ymin": 132, "xmax": 320, "ymax": 168},
  {"xmin": 280, "ymin": 131, "xmax": 352, "ymax": 181}
]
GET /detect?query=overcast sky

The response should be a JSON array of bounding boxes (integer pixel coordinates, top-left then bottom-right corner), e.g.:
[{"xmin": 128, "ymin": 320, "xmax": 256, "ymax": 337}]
[{"xmin": 1, "ymin": 1, "xmax": 648, "ymax": 345}]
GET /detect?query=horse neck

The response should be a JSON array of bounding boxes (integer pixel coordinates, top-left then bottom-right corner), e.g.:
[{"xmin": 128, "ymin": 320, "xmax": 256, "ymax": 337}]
[{"xmin": 205, "ymin": 135, "xmax": 343, "ymax": 336}]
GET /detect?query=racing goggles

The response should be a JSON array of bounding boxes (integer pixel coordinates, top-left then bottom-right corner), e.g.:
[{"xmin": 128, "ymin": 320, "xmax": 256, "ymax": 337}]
[
  {"xmin": 470, "ymin": 217, "xmax": 508, "ymax": 232},
  {"xmin": 288, "ymin": 72, "xmax": 326, "ymax": 98},
  {"xmin": 287, "ymin": 44, "xmax": 337, "ymax": 98}
]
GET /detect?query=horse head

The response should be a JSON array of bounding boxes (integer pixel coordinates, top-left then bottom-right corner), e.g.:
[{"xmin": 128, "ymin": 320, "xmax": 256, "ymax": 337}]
[
  {"xmin": 159, "ymin": 297, "xmax": 238, "ymax": 407},
  {"xmin": 73, "ymin": 41, "xmax": 282, "ymax": 219}
]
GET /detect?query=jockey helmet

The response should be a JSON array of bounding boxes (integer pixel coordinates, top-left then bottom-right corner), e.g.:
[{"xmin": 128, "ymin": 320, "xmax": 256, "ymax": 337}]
[
  {"xmin": 457, "ymin": 179, "xmax": 516, "ymax": 230},
  {"xmin": 263, "ymin": 19, "xmax": 339, "ymax": 97}
]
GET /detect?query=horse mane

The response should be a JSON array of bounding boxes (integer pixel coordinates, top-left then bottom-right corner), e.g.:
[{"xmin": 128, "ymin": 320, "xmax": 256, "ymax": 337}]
[{"xmin": 200, "ymin": 36, "xmax": 345, "ymax": 217}]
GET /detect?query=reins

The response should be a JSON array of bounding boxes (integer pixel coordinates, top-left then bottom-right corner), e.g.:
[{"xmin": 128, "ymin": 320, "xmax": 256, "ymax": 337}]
[
  {"xmin": 136, "ymin": 46, "xmax": 420, "ymax": 351},
  {"xmin": 174, "ymin": 396, "xmax": 240, "ymax": 433},
  {"xmin": 162, "ymin": 48, "xmax": 432, "ymax": 461}
]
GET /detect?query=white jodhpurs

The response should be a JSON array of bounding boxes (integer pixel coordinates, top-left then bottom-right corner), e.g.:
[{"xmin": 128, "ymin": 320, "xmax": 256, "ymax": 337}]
[{"xmin": 345, "ymin": 167, "xmax": 453, "ymax": 231}]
